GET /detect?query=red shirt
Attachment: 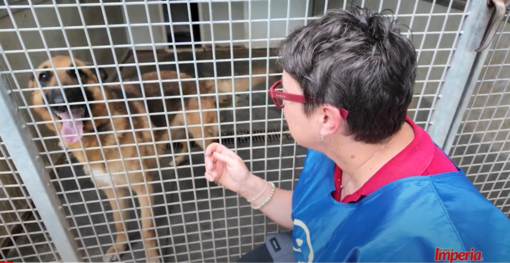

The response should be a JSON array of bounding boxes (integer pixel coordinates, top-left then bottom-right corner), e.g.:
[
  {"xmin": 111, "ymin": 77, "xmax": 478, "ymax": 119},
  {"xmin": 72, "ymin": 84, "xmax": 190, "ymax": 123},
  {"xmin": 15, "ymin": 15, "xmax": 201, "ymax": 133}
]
[{"xmin": 334, "ymin": 116, "xmax": 459, "ymax": 203}]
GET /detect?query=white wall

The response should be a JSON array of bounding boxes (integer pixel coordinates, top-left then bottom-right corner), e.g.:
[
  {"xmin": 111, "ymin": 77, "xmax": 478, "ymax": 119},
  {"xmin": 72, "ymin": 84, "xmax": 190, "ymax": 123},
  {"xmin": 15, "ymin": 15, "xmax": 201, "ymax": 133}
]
[
  {"xmin": 198, "ymin": 0, "xmax": 312, "ymax": 49},
  {"xmin": 122, "ymin": 0, "xmax": 166, "ymax": 50}
]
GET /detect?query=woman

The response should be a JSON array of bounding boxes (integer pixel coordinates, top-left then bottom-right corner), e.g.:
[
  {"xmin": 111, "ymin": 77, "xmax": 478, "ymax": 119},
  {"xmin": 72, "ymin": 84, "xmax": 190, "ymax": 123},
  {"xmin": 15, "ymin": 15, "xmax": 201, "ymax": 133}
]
[{"xmin": 204, "ymin": 5, "xmax": 510, "ymax": 263}]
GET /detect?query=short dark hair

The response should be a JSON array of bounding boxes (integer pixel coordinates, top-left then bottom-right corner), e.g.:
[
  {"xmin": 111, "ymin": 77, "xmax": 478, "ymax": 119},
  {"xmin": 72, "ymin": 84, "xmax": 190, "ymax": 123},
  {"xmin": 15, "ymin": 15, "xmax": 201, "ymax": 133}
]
[{"xmin": 278, "ymin": 5, "xmax": 417, "ymax": 144}]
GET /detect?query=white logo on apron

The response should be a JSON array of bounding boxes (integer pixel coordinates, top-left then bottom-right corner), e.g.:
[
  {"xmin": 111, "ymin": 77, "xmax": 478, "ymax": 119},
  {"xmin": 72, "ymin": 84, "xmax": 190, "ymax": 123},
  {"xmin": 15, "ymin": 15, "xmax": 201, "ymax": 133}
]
[{"xmin": 293, "ymin": 219, "xmax": 314, "ymax": 263}]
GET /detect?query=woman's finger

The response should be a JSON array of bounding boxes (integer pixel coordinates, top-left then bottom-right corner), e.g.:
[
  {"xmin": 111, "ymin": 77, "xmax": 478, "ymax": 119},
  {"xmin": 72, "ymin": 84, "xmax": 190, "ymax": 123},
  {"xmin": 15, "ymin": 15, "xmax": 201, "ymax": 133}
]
[
  {"xmin": 205, "ymin": 143, "xmax": 228, "ymax": 170},
  {"xmin": 206, "ymin": 170, "xmax": 219, "ymax": 178},
  {"xmin": 205, "ymin": 142, "xmax": 219, "ymax": 157},
  {"xmin": 205, "ymin": 156, "xmax": 215, "ymax": 172},
  {"xmin": 213, "ymin": 151, "xmax": 236, "ymax": 166},
  {"xmin": 205, "ymin": 172, "xmax": 215, "ymax": 182},
  {"xmin": 204, "ymin": 157, "xmax": 211, "ymax": 171},
  {"xmin": 205, "ymin": 142, "xmax": 228, "ymax": 158}
]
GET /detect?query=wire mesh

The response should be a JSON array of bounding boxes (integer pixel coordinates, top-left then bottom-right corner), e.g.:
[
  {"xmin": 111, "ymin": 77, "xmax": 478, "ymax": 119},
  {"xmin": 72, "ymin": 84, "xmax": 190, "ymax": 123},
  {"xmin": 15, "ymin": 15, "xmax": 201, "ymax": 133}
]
[
  {"xmin": 448, "ymin": 12, "xmax": 510, "ymax": 218},
  {"xmin": 0, "ymin": 139, "xmax": 61, "ymax": 262},
  {"xmin": 0, "ymin": 0, "xmax": 488, "ymax": 262}
]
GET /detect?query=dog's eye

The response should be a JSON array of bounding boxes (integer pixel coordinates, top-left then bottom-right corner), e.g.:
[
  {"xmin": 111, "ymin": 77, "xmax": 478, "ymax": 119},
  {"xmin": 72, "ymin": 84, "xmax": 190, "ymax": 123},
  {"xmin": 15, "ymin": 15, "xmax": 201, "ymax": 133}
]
[{"xmin": 39, "ymin": 73, "xmax": 48, "ymax": 82}]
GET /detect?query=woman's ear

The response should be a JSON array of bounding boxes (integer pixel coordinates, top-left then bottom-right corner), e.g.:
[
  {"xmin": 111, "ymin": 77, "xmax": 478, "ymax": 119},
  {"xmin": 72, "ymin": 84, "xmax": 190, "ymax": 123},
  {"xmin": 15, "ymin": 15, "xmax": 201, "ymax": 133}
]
[{"xmin": 319, "ymin": 104, "xmax": 342, "ymax": 137}]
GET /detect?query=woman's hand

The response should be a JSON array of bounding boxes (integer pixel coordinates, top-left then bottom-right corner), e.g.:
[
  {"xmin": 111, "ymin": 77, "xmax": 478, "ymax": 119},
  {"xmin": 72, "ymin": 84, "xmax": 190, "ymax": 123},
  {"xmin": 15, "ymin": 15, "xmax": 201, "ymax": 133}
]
[
  {"xmin": 204, "ymin": 142, "xmax": 252, "ymax": 194},
  {"xmin": 204, "ymin": 142, "xmax": 294, "ymax": 230}
]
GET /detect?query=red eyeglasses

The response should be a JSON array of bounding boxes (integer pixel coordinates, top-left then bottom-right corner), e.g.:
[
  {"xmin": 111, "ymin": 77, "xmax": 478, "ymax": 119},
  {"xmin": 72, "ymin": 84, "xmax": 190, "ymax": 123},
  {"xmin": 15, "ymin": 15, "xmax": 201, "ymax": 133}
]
[{"xmin": 268, "ymin": 80, "xmax": 349, "ymax": 119}]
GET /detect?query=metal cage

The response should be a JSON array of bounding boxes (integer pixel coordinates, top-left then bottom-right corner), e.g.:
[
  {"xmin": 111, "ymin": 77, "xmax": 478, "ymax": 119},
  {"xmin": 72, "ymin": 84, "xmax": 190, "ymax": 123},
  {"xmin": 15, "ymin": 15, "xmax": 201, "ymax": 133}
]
[{"xmin": 0, "ymin": 0, "xmax": 508, "ymax": 262}]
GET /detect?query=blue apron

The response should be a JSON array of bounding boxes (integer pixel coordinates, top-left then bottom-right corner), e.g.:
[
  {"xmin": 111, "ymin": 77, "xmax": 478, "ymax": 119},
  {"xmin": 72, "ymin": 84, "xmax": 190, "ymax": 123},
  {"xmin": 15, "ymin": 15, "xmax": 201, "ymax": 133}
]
[{"xmin": 290, "ymin": 149, "xmax": 510, "ymax": 262}]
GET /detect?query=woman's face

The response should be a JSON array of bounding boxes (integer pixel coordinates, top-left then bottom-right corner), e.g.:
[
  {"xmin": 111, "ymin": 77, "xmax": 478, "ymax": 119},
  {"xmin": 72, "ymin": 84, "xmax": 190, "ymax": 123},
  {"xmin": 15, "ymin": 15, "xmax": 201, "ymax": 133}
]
[{"xmin": 280, "ymin": 71, "xmax": 322, "ymax": 149}]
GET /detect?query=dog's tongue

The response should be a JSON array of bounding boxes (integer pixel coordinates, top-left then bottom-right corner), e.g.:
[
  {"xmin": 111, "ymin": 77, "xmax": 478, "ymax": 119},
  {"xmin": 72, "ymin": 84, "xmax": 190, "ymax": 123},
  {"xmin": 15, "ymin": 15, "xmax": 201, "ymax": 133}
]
[{"xmin": 60, "ymin": 111, "xmax": 83, "ymax": 143}]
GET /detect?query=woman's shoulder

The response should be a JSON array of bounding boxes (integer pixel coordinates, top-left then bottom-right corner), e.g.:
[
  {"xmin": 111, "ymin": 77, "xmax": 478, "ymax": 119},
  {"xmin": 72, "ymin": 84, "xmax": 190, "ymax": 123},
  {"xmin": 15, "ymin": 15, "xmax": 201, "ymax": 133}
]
[
  {"xmin": 357, "ymin": 173, "xmax": 510, "ymax": 251},
  {"xmin": 424, "ymin": 172, "xmax": 510, "ymax": 254},
  {"xmin": 379, "ymin": 171, "xmax": 510, "ymax": 231},
  {"xmin": 426, "ymin": 171, "xmax": 510, "ymax": 225}
]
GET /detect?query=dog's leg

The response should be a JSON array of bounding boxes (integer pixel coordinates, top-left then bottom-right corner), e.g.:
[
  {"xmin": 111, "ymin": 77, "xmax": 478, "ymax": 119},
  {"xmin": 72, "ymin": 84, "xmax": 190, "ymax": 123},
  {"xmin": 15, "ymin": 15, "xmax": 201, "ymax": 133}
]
[
  {"xmin": 102, "ymin": 187, "xmax": 130, "ymax": 262},
  {"xmin": 190, "ymin": 125, "xmax": 223, "ymax": 189},
  {"xmin": 132, "ymin": 181, "xmax": 160, "ymax": 263},
  {"xmin": 167, "ymin": 126, "xmax": 189, "ymax": 167},
  {"xmin": 189, "ymin": 125, "xmax": 216, "ymax": 151},
  {"xmin": 185, "ymin": 98, "xmax": 218, "ymax": 152},
  {"xmin": 169, "ymin": 141, "xmax": 188, "ymax": 167}
]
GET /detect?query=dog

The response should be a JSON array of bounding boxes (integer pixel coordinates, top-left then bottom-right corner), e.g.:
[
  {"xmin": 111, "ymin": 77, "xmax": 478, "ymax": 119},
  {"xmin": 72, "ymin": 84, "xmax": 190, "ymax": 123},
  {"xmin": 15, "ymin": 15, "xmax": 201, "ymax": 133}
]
[{"xmin": 29, "ymin": 55, "xmax": 277, "ymax": 262}]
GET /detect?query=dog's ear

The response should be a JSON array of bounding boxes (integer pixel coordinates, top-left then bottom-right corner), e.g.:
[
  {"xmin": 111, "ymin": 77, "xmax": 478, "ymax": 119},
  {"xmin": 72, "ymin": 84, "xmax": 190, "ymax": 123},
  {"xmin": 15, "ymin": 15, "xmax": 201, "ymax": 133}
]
[{"xmin": 85, "ymin": 62, "xmax": 108, "ymax": 83}]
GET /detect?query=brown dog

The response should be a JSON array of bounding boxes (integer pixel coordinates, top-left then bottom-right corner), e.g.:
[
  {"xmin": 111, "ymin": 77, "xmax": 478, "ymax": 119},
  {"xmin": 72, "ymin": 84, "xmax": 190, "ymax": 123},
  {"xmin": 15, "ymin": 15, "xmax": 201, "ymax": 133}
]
[{"xmin": 29, "ymin": 55, "xmax": 276, "ymax": 262}]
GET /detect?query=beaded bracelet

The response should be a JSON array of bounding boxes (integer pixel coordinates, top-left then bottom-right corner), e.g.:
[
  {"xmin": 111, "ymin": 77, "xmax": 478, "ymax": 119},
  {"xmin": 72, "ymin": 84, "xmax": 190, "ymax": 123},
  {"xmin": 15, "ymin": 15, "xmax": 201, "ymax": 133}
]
[
  {"xmin": 248, "ymin": 180, "xmax": 268, "ymax": 202},
  {"xmin": 252, "ymin": 182, "xmax": 275, "ymax": 210}
]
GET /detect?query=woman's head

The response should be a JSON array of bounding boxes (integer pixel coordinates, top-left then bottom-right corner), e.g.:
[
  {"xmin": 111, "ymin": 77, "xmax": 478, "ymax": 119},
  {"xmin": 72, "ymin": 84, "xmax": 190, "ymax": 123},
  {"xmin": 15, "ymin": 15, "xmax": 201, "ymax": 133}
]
[{"xmin": 270, "ymin": 5, "xmax": 417, "ymax": 149}]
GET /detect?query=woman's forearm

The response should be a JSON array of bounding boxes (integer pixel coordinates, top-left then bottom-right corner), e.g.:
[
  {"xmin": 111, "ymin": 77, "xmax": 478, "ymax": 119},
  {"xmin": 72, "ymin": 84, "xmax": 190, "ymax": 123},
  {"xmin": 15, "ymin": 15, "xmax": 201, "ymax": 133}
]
[{"xmin": 239, "ymin": 174, "xmax": 294, "ymax": 230}]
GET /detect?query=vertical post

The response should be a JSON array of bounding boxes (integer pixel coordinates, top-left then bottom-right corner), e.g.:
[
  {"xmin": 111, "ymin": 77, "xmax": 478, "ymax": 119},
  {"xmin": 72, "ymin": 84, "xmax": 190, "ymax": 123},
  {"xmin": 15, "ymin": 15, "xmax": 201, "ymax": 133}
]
[
  {"xmin": 0, "ymin": 76, "xmax": 83, "ymax": 261},
  {"xmin": 441, "ymin": 48, "xmax": 492, "ymax": 155},
  {"xmin": 427, "ymin": 0, "xmax": 494, "ymax": 151}
]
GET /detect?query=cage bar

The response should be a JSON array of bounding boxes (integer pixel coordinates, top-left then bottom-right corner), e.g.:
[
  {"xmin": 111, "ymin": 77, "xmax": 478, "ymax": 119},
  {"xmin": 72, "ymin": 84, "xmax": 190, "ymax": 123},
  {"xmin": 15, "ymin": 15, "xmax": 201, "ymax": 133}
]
[
  {"xmin": 427, "ymin": 0, "xmax": 498, "ymax": 149},
  {"xmin": 448, "ymin": 11, "xmax": 510, "ymax": 216},
  {"xmin": 0, "ymin": 69, "xmax": 82, "ymax": 261}
]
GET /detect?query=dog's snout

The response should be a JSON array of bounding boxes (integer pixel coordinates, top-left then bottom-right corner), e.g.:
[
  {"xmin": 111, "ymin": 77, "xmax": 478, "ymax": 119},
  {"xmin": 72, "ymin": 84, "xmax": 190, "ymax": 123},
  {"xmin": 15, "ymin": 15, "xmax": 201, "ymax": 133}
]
[
  {"xmin": 50, "ymin": 91, "xmax": 65, "ymax": 104},
  {"xmin": 48, "ymin": 88, "xmax": 85, "ymax": 113},
  {"xmin": 48, "ymin": 90, "xmax": 68, "ymax": 112}
]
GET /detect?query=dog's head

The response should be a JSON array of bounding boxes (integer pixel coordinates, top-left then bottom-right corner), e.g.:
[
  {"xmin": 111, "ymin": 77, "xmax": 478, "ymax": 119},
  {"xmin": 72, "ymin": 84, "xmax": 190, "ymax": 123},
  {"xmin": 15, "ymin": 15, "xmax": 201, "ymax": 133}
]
[{"xmin": 30, "ymin": 56, "xmax": 108, "ymax": 144}]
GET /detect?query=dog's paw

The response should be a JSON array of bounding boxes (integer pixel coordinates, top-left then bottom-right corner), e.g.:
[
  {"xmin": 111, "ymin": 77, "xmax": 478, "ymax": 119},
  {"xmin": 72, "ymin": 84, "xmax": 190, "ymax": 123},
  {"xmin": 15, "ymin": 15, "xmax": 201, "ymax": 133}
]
[
  {"xmin": 169, "ymin": 157, "xmax": 186, "ymax": 167},
  {"xmin": 103, "ymin": 252, "xmax": 121, "ymax": 262},
  {"xmin": 103, "ymin": 244, "xmax": 126, "ymax": 262},
  {"xmin": 146, "ymin": 257, "xmax": 161, "ymax": 263},
  {"xmin": 146, "ymin": 249, "xmax": 161, "ymax": 263},
  {"xmin": 168, "ymin": 160, "xmax": 176, "ymax": 167}
]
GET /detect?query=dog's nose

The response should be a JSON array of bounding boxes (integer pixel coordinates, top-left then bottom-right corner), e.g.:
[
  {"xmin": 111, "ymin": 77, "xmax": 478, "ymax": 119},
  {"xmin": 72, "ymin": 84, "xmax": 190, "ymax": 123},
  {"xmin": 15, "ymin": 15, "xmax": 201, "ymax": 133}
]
[
  {"xmin": 49, "ymin": 90, "xmax": 68, "ymax": 112},
  {"xmin": 52, "ymin": 92, "xmax": 64, "ymax": 104}
]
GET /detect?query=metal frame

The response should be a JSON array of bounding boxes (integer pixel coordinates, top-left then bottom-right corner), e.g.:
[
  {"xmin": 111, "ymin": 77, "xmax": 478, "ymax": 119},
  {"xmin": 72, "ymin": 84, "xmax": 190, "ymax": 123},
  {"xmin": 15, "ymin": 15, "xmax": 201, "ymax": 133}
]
[
  {"xmin": 441, "ymin": 47, "xmax": 492, "ymax": 154},
  {"xmin": 447, "ymin": 8, "xmax": 510, "ymax": 214},
  {"xmin": 427, "ymin": 0, "xmax": 496, "ymax": 150},
  {"xmin": 0, "ymin": 73, "xmax": 82, "ymax": 261}
]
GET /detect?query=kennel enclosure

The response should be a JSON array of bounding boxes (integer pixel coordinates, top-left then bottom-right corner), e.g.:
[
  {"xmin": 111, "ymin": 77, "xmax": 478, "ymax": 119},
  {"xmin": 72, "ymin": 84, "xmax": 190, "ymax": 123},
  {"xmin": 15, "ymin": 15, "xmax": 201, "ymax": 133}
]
[{"xmin": 0, "ymin": 0, "xmax": 509, "ymax": 262}]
